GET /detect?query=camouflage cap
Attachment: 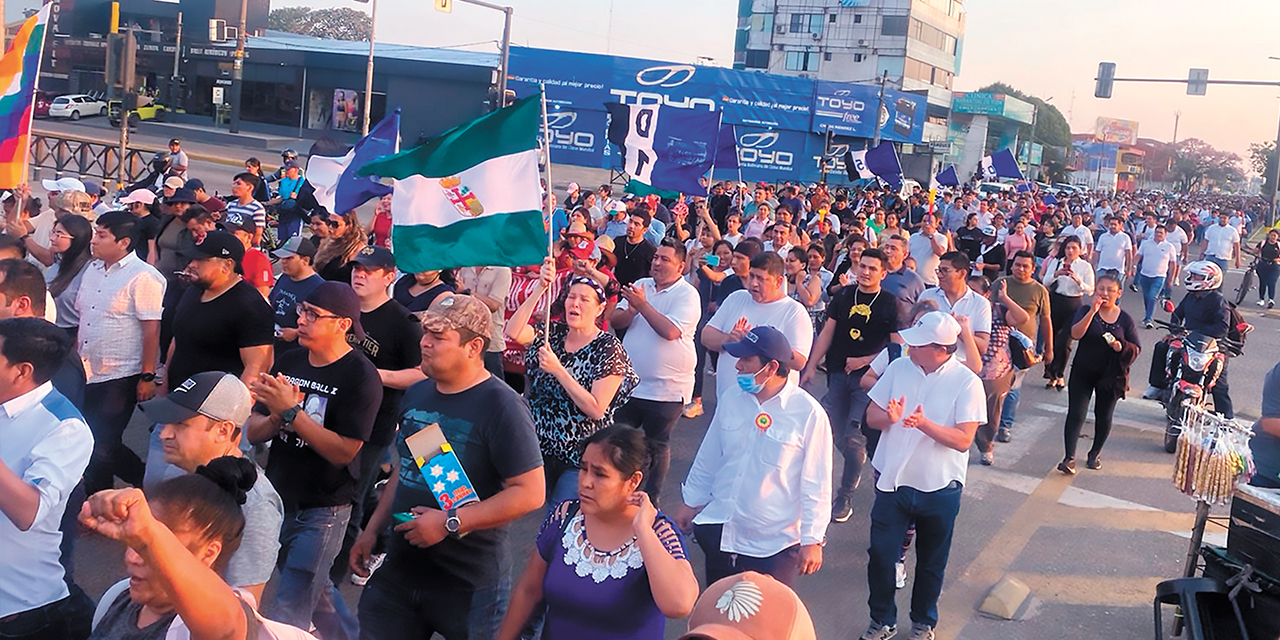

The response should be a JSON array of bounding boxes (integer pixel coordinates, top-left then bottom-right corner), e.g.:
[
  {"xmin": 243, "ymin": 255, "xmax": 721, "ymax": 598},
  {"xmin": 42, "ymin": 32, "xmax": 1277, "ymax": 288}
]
[{"xmin": 421, "ymin": 294, "xmax": 491, "ymax": 337}]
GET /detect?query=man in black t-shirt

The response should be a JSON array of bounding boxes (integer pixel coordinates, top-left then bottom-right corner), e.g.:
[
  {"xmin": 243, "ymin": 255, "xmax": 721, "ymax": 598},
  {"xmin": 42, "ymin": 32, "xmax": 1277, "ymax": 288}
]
[
  {"xmin": 614, "ymin": 207, "xmax": 657, "ymax": 287},
  {"xmin": 332, "ymin": 246, "xmax": 424, "ymax": 584},
  {"xmin": 801, "ymin": 248, "xmax": 898, "ymax": 524},
  {"xmin": 167, "ymin": 231, "xmax": 273, "ymax": 390},
  {"xmin": 247, "ymin": 281, "xmax": 382, "ymax": 640},
  {"xmin": 353, "ymin": 294, "xmax": 543, "ymax": 640},
  {"xmin": 268, "ymin": 235, "xmax": 324, "ymax": 355}
]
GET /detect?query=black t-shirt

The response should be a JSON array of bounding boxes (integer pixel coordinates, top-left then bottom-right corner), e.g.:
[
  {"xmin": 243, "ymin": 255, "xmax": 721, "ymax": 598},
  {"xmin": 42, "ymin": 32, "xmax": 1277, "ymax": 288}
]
[
  {"xmin": 715, "ymin": 273, "xmax": 745, "ymax": 307},
  {"xmin": 268, "ymin": 273, "xmax": 325, "ymax": 354},
  {"xmin": 383, "ymin": 376, "xmax": 543, "ymax": 590},
  {"xmin": 318, "ymin": 258, "xmax": 355, "ymax": 285},
  {"xmin": 824, "ymin": 286, "xmax": 898, "ymax": 374},
  {"xmin": 262, "ymin": 348, "xmax": 382, "ymax": 511},
  {"xmin": 349, "ymin": 299, "xmax": 424, "ymax": 447},
  {"xmin": 956, "ymin": 227, "xmax": 983, "ymax": 261},
  {"xmin": 614, "ymin": 238, "xmax": 656, "ymax": 287},
  {"xmin": 168, "ymin": 280, "xmax": 274, "ymax": 388},
  {"xmin": 392, "ymin": 276, "xmax": 455, "ymax": 313},
  {"xmin": 134, "ymin": 214, "xmax": 161, "ymax": 262}
]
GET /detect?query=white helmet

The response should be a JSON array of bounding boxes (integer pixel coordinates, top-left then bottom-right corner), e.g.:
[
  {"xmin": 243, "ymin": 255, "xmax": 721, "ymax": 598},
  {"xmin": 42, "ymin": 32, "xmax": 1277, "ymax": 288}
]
[{"xmin": 1183, "ymin": 260, "xmax": 1223, "ymax": 291}]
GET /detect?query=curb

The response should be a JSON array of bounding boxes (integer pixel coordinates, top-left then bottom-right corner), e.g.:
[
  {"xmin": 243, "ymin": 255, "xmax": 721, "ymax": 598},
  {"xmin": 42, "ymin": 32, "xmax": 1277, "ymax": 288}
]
[{"xmin": 32, "ymin": 126, "xmax": 280, "ymax": 172}]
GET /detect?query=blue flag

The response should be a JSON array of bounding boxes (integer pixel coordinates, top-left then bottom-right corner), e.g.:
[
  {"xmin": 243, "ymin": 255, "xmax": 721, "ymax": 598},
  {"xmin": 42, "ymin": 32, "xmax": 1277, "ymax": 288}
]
[
  {"xmin": 933, "ymin": 165, "xmax": 959, "ymax": 187},
  {"xmin": 1042, "ymin": 194, "xmax": 1059, "ymax": 205},
  {"xmin": 713, "ymin": 123, "xmax": 738, "ymax": 171},
  {"xmin": 980, "ymin": 148, "xmax": 1024, "ymax": 181},
  {"xmin": 845, "ymin": 141, "xmax": 902, "ymax": 185},
  {"xmin": 308, "ymin": 109, "xmax": 400, "ymax": 214},
  {"xmin": 605, "ymin": 102, "xmax": 719, "ymax": 195},
  {"xmin": 1015, "ymin": 181, "xmax": 1032, "ymax": 193}
]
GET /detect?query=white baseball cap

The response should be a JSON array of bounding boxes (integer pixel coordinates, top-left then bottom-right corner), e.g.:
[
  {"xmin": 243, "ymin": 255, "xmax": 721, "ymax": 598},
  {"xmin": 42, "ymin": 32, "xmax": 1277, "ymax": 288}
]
[
  {"xmin": 567, "ymin": 182, "xmax": 580, "ymax": 192},
  {"xmin": 42, "ymin": 177, "xmax": 86, "ymax": 193},
  {"xmin": 120, "ymin": 189, "xmax": 158, "ymax": 205},
  {"xmin": 898, "ymin": 311, "xmax": 961, "ymax": 348}
]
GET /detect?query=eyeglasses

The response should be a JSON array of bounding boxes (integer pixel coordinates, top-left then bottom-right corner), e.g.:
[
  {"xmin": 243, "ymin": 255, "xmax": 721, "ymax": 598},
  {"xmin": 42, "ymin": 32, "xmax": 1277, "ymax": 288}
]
[
  {"xmin": 325, "ymin": 218, "xmax": 342, "ymax": 228},
  {"xmin": 296, "ymin": 304, "xmax": 343, "ymax": 323},
  {"xmin": 935, "ymin": 267, "xmax": 956, "ymax": 275}
]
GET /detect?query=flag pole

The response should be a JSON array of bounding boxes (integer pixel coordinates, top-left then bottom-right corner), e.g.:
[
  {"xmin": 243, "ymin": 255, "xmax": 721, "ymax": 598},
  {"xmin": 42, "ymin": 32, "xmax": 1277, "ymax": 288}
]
[
  {"xmin": 538, "ymin": 84, "xmax": 555, "ymax": 340},
  {"xmin": 21, "ymin": 9, "xmax": 50, "ymax": 189}
]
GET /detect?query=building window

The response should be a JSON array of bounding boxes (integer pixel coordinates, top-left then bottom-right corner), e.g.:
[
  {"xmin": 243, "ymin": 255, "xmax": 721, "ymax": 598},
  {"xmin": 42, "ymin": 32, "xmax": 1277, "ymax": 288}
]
[
  {"xmin": 754, "ymin": 14, "xmax": 774, "ymax": 32},
  {"xmin": 744, "ymin": 49, "xmax": 770, "ymax": 69},
  {"xmin": 824, "ymin": 52, "xmax": 833, "ymax": 61},
  {"xmin": 853, "ymin": 14, "xmax": 862, "ymax": 23},
  {"xmin": 829, "ymin": 14, "xmax": 837, "ymax": 23},
  {"xmin": 790, "ymin": 13, "xmax": 823, "ymax": 34},
  {"xmin": 785, "ymin": 51, "xmax": 817, "ymax": 71},
  {"xmin": 854, "ymin": 53, "xmax": 865, "ymax": 62},
  {"xmin": 908, "ymin": 18, "xmax": 958, "ymax": 55},
  {"xmin": 881, "ymin": 15, "xmax": 908, "ymax": 36}
]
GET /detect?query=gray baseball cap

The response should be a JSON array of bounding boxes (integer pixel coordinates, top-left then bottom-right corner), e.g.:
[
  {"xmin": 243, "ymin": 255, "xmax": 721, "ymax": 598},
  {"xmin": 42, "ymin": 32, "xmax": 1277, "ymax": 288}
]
[{"xmin": 140, "ymin": 371, "xmax": 253, "ymax": 425}]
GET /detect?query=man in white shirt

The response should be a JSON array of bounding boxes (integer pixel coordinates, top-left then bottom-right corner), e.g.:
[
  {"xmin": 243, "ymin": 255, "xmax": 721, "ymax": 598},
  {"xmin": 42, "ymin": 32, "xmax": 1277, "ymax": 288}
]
[
  {"xmin": 909, "ymin": 214, "xmax": 950, "ymax": 287},
  {"xmin": 918, "ymin": 251, "xmax": 991, "ymax": 355},
  {"xmin": 0, "ymin": 318, "xmax": 95, "ymax": 639},
  {"xmin": 703, "ymin": 252, "xmax": 813, "ymax": 397},
  {"xmin": 1133, "ymin": 226, "xmax": 1179, "ymax": 327},
  {"xmin": 1160, "ymin": 219, "xmax": 1190, "ymax": 301},
  {"xmin": 1092, "ymin": 216, "xmax": 1134, "ymax": 287},
  {"xmin": 764, "ymin": 223, "xmax": 795, "ymax": 256},
  {"xmin": 1203, "ymin": 211, "xmax": 1241, "ymax": 273},
  {"xmin": 612, "ymin": 239, "xmax": 701, "ymax": 503},
  {"xmin": 676, "ymin": 326, "xmax": 833, "ymax": 587},
  {"xmin": 860, "ymin": 311, "xmax": 985, "ymax": 640},
  {"xmin": 75, "ymin": 211, "xmax": 166, "ymax": 495}
]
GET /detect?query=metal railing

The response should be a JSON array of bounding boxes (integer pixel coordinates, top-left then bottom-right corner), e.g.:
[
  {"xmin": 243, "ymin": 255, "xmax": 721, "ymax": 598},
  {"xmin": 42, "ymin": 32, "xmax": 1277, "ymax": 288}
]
[{"xmin": 28, "ymin": 134, "xmax": 151, "ymax": 186}]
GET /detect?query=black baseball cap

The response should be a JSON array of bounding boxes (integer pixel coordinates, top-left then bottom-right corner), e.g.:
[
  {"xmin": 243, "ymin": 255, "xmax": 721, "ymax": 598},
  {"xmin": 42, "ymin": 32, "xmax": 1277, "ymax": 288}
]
[
  {"xmin": 217, "ymin": 210, "xmax": 257, "ymax": 235},
  {"xmin": 169, "ymin": 138, "xmax": 181, "ymax": 145},
  {"xmin": 166, "ymin": 187, "xmax": 197, "ymax": 204},
  {"xmin": 349, "ymin": 246, "xmax": 395, "ymax": 270},
  {"xmin": 304, "ymin": 282, "xmax": 366, "ymax": 340},
  {"xmin": 184, "ymin": 178, "xmax": 205, "ymax": 191},
  {"xmin": 181, "ymin": 231, "xmax": 244, "ymax": 264}
]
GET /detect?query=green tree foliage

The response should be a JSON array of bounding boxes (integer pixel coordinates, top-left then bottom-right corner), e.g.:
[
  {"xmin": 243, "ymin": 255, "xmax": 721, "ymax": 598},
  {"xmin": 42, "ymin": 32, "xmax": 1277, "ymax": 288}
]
[
  {"xmin": 975, "ymin": 82, "xmax": 1071, "ymax": 147},
  {"xmin": 1168, "ymin": 138, "xmax": 1244, "ymax": 192},
  {"xmin": 1249, "ymin": 141, "xmax": 1277, "ymax": 199},
  {"xmin": 268, "ymin": 7, "xmax": 371, "ymax": 41}
]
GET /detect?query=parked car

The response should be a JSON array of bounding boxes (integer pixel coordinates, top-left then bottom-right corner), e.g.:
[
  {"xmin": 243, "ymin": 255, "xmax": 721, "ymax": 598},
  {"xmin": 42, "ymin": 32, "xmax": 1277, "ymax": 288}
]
[
  {"xmin": 108, "ymin": 99, "xmax": 168, "ymax": 128},
  {"xmin": 47, "ymin": 94, "xmax": 108, "ymax": 120},
  {"xmin": 978, "ymin": 181, "xmax": 1015, "ymax": 195},
  {"xmin": 33, "ymin": 91, "xmax": 53, "ymax": 118}
]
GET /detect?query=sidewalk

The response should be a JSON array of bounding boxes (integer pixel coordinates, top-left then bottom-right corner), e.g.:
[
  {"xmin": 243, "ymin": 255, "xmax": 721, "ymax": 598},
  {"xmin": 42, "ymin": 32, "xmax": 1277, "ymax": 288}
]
[{"xmin": 33, "ymin": 117, "xmax": 309, "ymax": 170}]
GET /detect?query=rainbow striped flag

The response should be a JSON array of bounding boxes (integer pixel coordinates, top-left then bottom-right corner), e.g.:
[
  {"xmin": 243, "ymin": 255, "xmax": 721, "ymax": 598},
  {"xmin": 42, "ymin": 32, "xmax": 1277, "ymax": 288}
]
[{"xmin": 0, "ymin": 5, "xmax": 50, "ymax": 189}]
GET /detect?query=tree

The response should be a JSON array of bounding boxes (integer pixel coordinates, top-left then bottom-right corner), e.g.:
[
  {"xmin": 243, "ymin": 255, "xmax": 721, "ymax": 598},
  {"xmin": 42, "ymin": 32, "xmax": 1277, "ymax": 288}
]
[
  {"xmin": 1168, "ymin": 138, "xmax": 1245, "ymax": 192},
  {"xmin": 976, "ymin": 82, "xmax": 1071, "ymax": 148},
  {"xmin": 1250, "ymin": 141, "xmax": 1277, "ymax": 199},
  {"xmin": 268, "ymin": 7, "xmax": 371, "ymax": 41}
]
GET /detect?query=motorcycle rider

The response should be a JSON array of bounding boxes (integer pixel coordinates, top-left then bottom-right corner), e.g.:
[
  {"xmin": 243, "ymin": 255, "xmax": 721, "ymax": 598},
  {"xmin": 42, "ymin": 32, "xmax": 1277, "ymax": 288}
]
[
  {"xmin": 1169, "ymin": 261, "xmax": 1234, "ymax": 419},
  {"xmin": 262, "ymin": 148, "xmax": 300, "ymax": 184}
]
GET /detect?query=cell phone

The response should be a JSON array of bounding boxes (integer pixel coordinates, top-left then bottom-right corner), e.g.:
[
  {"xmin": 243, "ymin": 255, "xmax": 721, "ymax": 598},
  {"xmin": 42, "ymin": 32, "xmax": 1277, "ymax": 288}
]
[
  {"xmin": 705, "ymin": 254, "xmax": 720, "ymax": 267},
  {"xmin": 392, "ymin": 511, "xmax": 415, "ymax": 524},
  {"xmin": 1103, "ymin": 332, "xmax": 1116, "ymax": 345}
]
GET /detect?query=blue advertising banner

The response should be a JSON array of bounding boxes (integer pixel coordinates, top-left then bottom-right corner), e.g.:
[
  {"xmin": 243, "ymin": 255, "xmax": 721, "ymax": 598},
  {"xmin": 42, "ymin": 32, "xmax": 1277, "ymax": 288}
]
[
  {"xmin": 810, "ymin": 81, "xmax": 926, "ymax": 144},
  {"xmin": 543, "ymin": 105, "xmax": 609, "ymax": 169}
]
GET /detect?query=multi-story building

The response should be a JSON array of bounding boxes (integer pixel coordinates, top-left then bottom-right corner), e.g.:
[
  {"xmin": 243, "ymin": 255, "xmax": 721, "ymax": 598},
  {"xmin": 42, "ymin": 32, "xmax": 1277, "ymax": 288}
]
[{"xmin": 733, "ymin": 0, "xmax": 964, "ymax": 146}]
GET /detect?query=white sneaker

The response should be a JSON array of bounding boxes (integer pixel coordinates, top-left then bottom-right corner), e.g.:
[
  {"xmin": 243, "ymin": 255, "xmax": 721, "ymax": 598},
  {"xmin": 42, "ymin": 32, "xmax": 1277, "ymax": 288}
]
[
  {"xmin": 860, "ymin": 622, "xmax": 898, "ymax": 640},
  {"xmin": 1258, "ymin": 299, "xmax": 1267, "ymax": 307},
  {"xmin": 350, "ymin": 552, "xmax": 385, "ymax": 586},
  {"xmin": 895, "ymin": 561, "xmax": 907, "ymax": 589}
]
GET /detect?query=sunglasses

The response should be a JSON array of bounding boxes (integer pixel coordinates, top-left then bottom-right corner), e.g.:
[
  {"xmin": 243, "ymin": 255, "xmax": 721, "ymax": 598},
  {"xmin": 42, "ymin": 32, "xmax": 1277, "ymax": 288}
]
[{"xmin": 325, "ymin": 218, "xmax": 343, "ymax": 228}]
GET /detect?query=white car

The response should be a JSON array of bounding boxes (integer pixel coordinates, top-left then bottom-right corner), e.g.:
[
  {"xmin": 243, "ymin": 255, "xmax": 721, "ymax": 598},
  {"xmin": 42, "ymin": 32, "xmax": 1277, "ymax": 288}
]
[{"xmin": 47, "ymin": 94, "xmax": 108, "ymax": 120}]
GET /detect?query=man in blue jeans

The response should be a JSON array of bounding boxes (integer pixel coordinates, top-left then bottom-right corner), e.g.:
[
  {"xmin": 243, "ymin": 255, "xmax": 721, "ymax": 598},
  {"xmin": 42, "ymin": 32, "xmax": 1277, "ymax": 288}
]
[
  {"xmin": 248, "ymin": 282, "xmax": 383, "ymax": 640},
  {"xmin": 1132, "ymin": 226, "xmax": 1179, "ymax": 328},
  {"xmin": 861, "ymin": 311, "xmax": 986, "ymax": 640}
]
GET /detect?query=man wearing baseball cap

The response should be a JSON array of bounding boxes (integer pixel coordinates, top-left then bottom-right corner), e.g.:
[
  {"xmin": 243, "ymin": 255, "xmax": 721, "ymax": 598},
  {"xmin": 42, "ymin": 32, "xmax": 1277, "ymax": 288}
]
[
  {"xmin": 167, "ymin": 231, "xmax": 274, "ymax": 397},
  {"xmin": 268, "ymin": 235, "xmax": 324, "ymax": 354},
  {"xmin": 218, "ymin": 210, "xmax": 273, "ymax": 298},
  {"xmin": 161, "ymin": 175, "xmax": 185, "ymax": 200},
  {"xmin": 246, "ymin": 281, "xmax": 382, "ymax": 639},
  {"xmin": 226, "ymin": 172, "xmax": 267, "ymax": 247},
  {"xmin": 677, "ymin": 326, "xmax": 832, "ymax": 588},
  {"xmin": 860, "ymin": 311, "xmax": 986, "ymax": 640},
  {"xmin": 680, "ymin": 571, "xmax": 816, "ymax": 640},
  {"xmin": 166, "ymin": 138, "xmax": 188, "ymax": 179},
  {"xmin": 185, "ymin": 178, "xmax": 226, "ymax": 216},
  {"xmin": 140, "ymin": 371, "xmax": 283, "ymax": 602},
  {"xmin": 353, "ymin": 294, "xmax": 544, "ymax": 640}
]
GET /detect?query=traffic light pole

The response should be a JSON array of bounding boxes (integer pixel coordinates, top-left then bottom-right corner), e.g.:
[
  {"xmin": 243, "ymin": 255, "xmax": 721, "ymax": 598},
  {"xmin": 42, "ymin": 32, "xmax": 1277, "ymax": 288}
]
[
  {"xmin": 449, "ymin": 0, "xmax": 513, "ymax": 108},
  {"xmin": 228, "ymin": 0, "xmax": 247, "ymax": 133}
]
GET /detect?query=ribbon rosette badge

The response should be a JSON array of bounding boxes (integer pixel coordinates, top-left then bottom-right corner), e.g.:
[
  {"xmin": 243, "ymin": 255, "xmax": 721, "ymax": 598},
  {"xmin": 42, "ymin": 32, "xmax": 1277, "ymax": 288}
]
[{"xmin": 755, "ymin": 413, "xmax": 772, "ymax": 431}]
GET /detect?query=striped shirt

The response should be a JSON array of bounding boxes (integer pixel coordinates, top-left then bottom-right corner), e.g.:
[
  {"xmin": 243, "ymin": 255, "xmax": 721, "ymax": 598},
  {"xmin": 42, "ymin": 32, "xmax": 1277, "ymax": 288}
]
[
  {"xmin": 0, "ymin": 382, "xmax": 92, "ymax": 617},
  {"xmin": 226, "ymin": 198, "xmax": 267, "ymax": 237},
  {"xmin": 75, "ymin": 252, "xmax": 166, "ymax": 383}
]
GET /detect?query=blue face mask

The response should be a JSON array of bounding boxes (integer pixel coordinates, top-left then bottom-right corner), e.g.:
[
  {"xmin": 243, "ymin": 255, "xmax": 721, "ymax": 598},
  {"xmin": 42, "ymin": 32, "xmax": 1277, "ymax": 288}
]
[{"xmin": 736, "ymin": 364, "xmax": 768, "ymax": 394}]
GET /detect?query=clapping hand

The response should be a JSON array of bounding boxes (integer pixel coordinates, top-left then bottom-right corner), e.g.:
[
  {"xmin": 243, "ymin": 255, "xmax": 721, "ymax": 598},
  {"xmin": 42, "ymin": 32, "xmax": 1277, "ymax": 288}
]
[
  {"xmin": 249, "ymin": 373, "xmax": 303, "ymax": 415},
  {"xmin": 886, "ymin": 396, "xmax": 906, "ymax": 424},
  {"xmin": 902, "ymin": 405, "xmax": 928, "ymax": 430},
  {"xmin": 620, "ymin": 283, "xmax": 647, "ymax": 308},
  {"xmin": 728, "ymin": 317, "xmax": 751, "ymax": 342}
]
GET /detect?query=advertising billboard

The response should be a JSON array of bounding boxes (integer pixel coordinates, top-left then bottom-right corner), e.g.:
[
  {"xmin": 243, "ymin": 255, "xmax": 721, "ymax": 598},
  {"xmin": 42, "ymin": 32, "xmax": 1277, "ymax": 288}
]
[
  {"xmin": 1094, "ymin": 117, "xmax": 1139, "ymax": 145},
  {"xmin": 810, "ymin": 81, "xmax": 927, "ymax": 143}
]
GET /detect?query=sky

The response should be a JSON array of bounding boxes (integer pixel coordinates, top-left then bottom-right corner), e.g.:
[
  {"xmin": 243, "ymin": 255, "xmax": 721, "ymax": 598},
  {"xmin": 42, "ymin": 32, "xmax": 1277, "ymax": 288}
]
[{"xmin": 13, "ymin": 0, "xmax": 1276, "ymax": 168}]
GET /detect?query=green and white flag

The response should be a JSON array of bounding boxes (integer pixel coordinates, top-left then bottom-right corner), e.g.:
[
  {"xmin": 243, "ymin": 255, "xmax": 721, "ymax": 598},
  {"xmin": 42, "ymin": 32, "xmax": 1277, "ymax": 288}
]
[{"xmin": 357, "ymin": 94, "xmax": 547, "ymax": 271}]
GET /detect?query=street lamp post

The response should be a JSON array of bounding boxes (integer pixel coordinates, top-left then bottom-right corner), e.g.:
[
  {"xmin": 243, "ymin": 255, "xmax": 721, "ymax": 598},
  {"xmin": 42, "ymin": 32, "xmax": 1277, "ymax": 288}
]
[
  {"xmin": 228, "ymin": 0, "xmax": 247, "ymax": 133},
  {"xmin": 362, "ymin": 0, "xmax": 377, "ymax": 136},
  {"xmin": 440, "ymin": 0, "xmax": 514, "ymax": 109}
]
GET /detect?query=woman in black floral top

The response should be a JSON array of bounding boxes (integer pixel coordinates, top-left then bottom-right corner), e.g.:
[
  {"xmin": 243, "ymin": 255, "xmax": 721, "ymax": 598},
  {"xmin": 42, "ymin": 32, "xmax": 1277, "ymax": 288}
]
[{"xmin": 508, "ymin": 257, "xmax": 639, "ymax": 505}]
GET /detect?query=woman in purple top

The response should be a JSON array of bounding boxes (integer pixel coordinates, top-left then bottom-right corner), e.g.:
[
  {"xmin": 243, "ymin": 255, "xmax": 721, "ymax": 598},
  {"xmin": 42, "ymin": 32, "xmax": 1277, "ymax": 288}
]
[{"xmin": 498, "ymin": 426, "xmax": 699, "ymax": 640}]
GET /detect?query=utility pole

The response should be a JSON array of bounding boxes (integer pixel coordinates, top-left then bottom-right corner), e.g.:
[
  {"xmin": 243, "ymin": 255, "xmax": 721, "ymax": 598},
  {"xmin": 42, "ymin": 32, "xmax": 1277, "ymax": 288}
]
[
  {"xmin": 119, "ymin": 28, "xmax": 136, "ymax": 188},
  {"xmin": 228, "ymin": 0, "xmax": 247, "ymax": 133},
  {"xmin": 871, "ymin": 70, "xmax": 887, "ymax": 147},
  {"xmin": 440, "ymin": 0, "xmax": 515, "ymax": 110},
  {"xmin": 173, "ymin": 12, "xmax": 182, "ymax": 77},
  {"xmin": 1171, "ymin": 110, "xmax": 1181, "ymax": 144},
  {"xmin": 1271, "ymin": 102, "xmax": 1280, "ymax": 227},
  {"xmin": 362, "ymin": 0, "xmax": 377, "ymax": 135}
]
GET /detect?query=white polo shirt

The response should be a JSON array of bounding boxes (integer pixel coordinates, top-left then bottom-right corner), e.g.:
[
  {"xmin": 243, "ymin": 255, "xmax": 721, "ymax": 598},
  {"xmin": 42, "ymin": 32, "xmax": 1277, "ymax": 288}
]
[
  {"xmin": 707, "ymin": 290, "xmax": 813, "ymax": 397},
  {"xmin": 918, "ymin": 286, "xmax": 992, "ymax": 335},
  {"xmin": 1165, "ymin": 226, "xmax": 1189, "ymax": 257},
  {"xmin": 682, "ymin": 382, "xmax": 833, "ymax": 557},
  {"xmin": 1204, "ymin": 224, "xmax": 1240, "ymax": 260},
  {"xmin": 0, "ymin": 382, "xmax": 93, "ymax": 618},
  {"xmin": 868, "ymin": 356, "xmax": 986, "ymax": 492},
  {"xmin": 1062, "ymin": 224, "xmax": 1094, "ymax": 250},
  {"xmin": 1094, "ymin": 231, "xmax": 1133, "ymax": 271},
  {"xmin": 618, "ymin": 277, "xmax": 701, "ymax": 403},
  {"xmin": 1137, "ymin": 239, "xmax": 1178, "ymax": 278}
]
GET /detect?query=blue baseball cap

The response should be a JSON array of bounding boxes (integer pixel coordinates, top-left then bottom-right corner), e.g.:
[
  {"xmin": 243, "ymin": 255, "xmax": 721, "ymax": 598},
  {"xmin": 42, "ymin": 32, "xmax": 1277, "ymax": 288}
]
[{"xmin": 723, "ymin": 326, "xmax": 793, "ymax": 363}]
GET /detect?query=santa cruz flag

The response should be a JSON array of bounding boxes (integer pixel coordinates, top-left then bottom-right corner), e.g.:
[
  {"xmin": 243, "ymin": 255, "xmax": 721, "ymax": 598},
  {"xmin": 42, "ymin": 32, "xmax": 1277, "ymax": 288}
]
[
  {"xmin": 980, "ymin": 148, "xmax": 1024, "ymax": 181},
  {"xmin": 356, "ymin": 94, "xmax": 545, "ymax": 271},
  {"xmin": 605, "ymin": 102, "xmax": 719, "ymax": 196},
  {"xmin": 844, "ymin": 141, "xmax": 902, "ymax": 187},
  {"xmin": 307, "ymin": 109, "xmax": 400, "ymax": 214}
]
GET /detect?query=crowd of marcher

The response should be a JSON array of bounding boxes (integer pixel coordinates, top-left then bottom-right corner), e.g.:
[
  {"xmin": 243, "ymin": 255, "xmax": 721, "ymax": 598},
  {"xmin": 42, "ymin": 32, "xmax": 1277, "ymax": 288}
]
[{"xmin": 2, "ymin": 141, "xmax": 1279, "ymax": 640}]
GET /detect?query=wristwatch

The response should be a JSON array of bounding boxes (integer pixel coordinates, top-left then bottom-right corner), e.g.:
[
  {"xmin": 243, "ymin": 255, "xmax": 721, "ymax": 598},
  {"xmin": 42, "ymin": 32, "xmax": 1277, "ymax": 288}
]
[
  {"xmin": 279, "ymin": 404, "xmax": 303, "ymax": 427},
  {"xmin": 139, "ymin": 372, "xmax": 156, "ymax": 383},
  {"xmin": 445, "ymin": 508, "xmax": 464, "ymax": 539}
]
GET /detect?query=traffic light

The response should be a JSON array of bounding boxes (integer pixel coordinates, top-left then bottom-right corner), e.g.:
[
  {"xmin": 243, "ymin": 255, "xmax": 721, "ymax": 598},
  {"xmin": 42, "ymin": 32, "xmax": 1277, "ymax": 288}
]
[{"xmin": 1095, "ymin": 62, "xmax": 1116, "ymax": 99}]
